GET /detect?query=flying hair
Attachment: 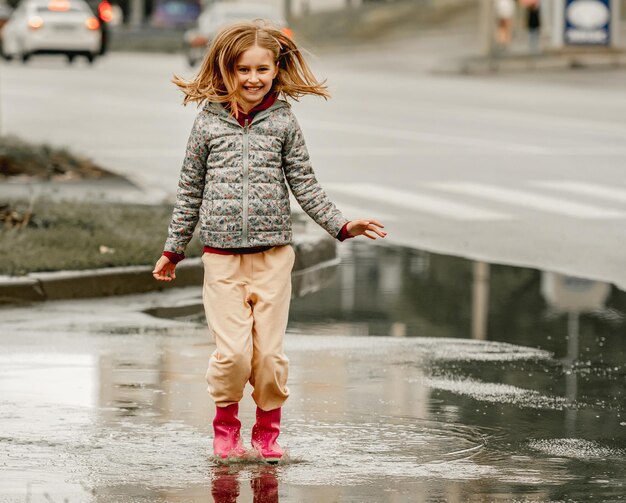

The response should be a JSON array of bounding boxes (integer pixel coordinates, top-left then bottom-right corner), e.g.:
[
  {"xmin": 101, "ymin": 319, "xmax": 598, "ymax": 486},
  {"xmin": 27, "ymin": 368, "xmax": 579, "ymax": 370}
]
[{"xmin": 172, "ymin": 20, "xmax": 330, "ymax": 113}]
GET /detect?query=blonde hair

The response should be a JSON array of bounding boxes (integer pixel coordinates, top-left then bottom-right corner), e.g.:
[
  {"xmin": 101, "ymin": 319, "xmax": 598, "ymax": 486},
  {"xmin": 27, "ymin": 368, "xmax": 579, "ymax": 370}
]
[{"xmin": 172, "ymin": 20, "xmax": 330, "ymax": 112}]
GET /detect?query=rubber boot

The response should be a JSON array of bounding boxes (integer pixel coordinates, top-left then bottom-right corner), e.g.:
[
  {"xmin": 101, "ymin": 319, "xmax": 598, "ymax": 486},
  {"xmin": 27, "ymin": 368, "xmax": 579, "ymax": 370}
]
[
  {"xmin": 213, "ymin": 403, "xmax": 246, "ymax": 460},
  {"xmin": 251, "ymin": 406, "xmax": 283, "ymax": 463}
]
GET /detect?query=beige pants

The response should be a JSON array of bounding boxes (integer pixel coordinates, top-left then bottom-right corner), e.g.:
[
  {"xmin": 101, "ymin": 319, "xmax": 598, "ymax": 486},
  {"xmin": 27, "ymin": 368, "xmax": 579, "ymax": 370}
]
[{"xmin": 202, "ymin": 245, "xmax": 295, "ymax": 411}]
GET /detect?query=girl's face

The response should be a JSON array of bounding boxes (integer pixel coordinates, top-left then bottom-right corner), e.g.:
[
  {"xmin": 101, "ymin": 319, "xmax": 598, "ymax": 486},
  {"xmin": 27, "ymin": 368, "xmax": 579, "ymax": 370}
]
[{"xmin": 234, "ymin": 45, "xmax": 278, "ymax": 112}]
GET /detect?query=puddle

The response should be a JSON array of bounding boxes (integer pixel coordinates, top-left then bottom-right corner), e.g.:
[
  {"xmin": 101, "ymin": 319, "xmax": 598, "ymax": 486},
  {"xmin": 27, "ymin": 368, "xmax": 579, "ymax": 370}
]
[
  {"xmin": 1, "ymin": 242, "xmax": 624, "ymax": 502},
  {"xmin": 136, "ymin": 242, "xmax": 625, "ymax": 501}
]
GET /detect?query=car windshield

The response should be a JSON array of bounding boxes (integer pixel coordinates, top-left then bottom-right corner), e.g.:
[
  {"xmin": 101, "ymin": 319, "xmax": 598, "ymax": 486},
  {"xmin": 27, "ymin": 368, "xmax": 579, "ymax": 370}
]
[{"xmin": 197, "ymin": 5, "xmax": 285, "ymax": 33}]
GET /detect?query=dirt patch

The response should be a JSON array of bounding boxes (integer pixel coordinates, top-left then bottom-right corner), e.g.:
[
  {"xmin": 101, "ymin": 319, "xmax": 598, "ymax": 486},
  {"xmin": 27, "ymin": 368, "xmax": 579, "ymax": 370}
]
[{"xmin": 0, "ymin": 135, "xmax": 115, "ymax": 181}]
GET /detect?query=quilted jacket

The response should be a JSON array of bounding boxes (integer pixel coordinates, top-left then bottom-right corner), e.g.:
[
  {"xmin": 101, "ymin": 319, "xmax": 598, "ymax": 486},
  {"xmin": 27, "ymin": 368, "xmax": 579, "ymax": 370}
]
[{"xmin": 164, "ymin": 99, "xmax": 347, "ymax": 254}]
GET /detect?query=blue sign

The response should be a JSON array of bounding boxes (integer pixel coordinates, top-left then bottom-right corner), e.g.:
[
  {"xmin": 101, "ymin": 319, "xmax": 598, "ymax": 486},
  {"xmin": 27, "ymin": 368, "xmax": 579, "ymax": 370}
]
[{"xmin": 564, "ymin": 0, "xmax": 611, "ymax": 45}]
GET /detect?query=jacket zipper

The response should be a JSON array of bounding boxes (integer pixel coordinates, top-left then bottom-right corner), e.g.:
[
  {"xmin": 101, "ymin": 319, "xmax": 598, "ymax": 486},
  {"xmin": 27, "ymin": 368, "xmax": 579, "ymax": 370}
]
[
  {"xmin": 216, "ymin": 106, "xmax": 279, "ymax": 245},
  {"xmin": 242, "ymin": 118, "xmax": 250, "ymax": 247}
]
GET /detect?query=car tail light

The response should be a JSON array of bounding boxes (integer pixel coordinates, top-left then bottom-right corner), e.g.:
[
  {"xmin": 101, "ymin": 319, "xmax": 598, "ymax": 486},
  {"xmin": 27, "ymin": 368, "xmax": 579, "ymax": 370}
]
[
  {"xmin": 98, "ymin": 1, "xmax": 113, "ymax": 22},
  {"xmin": 28, "ymin": 16, "xmax": 44, "ymax": 29},
  {"xmin": 281, "ymin": 27, "xmax": 293, "ymax": 39},
  {"xmin": 190, "ymin": 35, "xmax": 209, "ymax": 47},
  {"xmin": 85, "ymin": 16, "xmax": 100, "ymax": 30},
  {"xmin": 48, "ymin": 0, "xmax": 70, "ymax": 11}
]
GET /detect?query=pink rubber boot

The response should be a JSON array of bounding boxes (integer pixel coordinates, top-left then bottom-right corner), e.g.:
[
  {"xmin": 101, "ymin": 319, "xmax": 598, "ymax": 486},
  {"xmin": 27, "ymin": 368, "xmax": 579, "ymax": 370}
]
[
  {"xmin": 251, "ymin": 407, "xmax": 283, "ymax": 463},
  {"xmin": 213, "ymin": 403, "xmax": 246, "ymax": 460}
]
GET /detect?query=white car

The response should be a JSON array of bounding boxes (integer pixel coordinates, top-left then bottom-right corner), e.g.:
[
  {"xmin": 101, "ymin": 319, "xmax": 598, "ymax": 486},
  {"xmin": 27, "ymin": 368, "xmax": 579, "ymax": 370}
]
[
  {"xmin": 2, "ymin": 0, "xmax": 102, "ymax": 64},
  {"xmin": 184, "ymin": 2, "xmax": 291, "ymax": 67}
]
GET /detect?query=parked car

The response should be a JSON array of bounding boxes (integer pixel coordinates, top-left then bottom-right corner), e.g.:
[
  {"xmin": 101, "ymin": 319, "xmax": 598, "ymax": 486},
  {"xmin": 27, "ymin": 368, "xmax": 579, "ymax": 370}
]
[
  {"xmin": 84, "ymin": 0, "xmax": 114, "ymax": 55},
  {"xmin": 151, "ymin": 0, "xmax": 199, "ymax": 29},
  {"xmin": 0, "ymin": 0, "xmax": 14, "ymax": 55},
  {"xmin": 0, "ymin": 0, "xmax": 13, "ymax": 29},
  {"xmin": 1, "ymin": 0, "xmax": 102, "ymax": 63},
  {"xmin": 183, "ymin": 1, "xmax": 291, "ymax": 67}
]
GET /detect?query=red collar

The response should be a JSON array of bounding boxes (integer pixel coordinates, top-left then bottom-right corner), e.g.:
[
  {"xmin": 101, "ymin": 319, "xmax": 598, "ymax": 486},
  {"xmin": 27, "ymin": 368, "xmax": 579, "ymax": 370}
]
[{"xmin": 233, "ymin": 92, "xmax": 277, "ymax": 127}]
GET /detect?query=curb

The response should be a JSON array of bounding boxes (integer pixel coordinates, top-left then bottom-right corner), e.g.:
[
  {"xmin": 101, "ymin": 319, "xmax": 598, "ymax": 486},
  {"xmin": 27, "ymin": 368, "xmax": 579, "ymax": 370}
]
[
  {"xmin": 448, "ymin": 48, "xmax": 626, "ymax": 75},
  {"xmin": 0, "ymin": 232, "xmax": 337, "ymax": 305}
]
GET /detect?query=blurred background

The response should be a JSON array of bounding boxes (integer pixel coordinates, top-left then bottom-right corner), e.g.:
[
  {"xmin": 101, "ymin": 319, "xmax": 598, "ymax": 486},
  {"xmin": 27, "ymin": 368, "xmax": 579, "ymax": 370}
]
[{"xmin": 1, "ymin": 0, "xmax": 624, "ymax": 61}]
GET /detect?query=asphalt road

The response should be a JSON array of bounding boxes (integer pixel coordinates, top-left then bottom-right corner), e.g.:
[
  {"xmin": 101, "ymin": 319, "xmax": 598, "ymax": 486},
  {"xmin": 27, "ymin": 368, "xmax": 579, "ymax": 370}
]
[{"xmin": 1, "ymin": 39, "xmax": 625, "ymax": 288}]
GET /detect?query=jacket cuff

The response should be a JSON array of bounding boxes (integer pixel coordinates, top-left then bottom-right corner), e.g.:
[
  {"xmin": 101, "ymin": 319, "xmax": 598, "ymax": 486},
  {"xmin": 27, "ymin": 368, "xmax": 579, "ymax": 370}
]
[
  {"xmin": 336, "ymin": 222, "xmax": 354, "ymax": 242},
  {"xmin": 163, "ymin": 251, "xmax": 185, "ymax": 264}
]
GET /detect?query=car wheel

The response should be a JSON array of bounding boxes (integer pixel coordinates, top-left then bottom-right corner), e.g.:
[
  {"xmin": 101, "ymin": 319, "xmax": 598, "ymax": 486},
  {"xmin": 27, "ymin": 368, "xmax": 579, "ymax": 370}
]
[
  {"xmin": 20, "ymin": 52, "xmax": 30, "ymax": 64},
  {"xmin": 86, "ymin": 53, "xmax": 95, "ymax": 64},
  {"xmin": 1, "ymin": 52, "xmax": 13, "ymax": 62},
  {"xmin": 66, "ymin": 54, "xmax": 75, "ymax": 64}
]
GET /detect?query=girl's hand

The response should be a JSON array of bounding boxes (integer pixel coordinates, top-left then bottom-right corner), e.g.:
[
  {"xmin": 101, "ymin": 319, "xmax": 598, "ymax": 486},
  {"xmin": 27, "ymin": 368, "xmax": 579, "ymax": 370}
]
[
  {"xmin": 152, "ymin": 256, "xmax": 177, "ymax": 282},
  {"xmin": 347, "ymin": 219, "xmax": 387, "ymax": 240}
]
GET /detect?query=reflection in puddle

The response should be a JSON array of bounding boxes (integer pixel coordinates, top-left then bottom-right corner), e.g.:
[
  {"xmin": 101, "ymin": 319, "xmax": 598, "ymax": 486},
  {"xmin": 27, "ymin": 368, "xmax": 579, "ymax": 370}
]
[{"xmin": 211, "ymin": 465, "xmax": 279, "ymax": 503}]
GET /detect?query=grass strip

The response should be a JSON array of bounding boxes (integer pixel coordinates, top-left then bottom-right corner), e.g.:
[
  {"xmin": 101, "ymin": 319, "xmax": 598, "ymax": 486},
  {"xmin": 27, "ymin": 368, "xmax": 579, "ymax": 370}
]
[{"xmin": 0, "ymin": 199, "xmax": 203, "ymax": 276}]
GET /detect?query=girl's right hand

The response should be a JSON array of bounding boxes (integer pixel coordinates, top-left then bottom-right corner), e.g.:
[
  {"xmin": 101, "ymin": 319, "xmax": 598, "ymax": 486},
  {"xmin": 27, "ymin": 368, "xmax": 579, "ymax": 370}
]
[{"xmin": 152, "ymin": 256, "xmax": 177, "ymax": 282}]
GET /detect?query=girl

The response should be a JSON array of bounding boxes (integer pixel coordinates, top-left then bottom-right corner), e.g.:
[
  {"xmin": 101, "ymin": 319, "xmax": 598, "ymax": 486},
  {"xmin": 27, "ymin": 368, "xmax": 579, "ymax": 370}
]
[{"xmin": 152, "ymin": 20, "xmax": 386, "ymax": 462}]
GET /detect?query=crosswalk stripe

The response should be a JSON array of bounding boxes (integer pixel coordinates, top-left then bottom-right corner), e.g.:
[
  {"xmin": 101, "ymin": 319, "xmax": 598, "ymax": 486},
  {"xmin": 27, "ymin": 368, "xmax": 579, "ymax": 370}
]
[
  {"xmin": 333, "ymin": 203, "xmax": 399, "ymax": 222},
  {"xmin": 326, "ymin": 184, "xmax": 511, "ymax": 221},
  {"xmin": 305, "ymin": 120, "xmax": 549, "ymax": 154},
  {"xmin": 428, "ymin": 182, "xmax": 626, "ymax": 219},
  {"xmin": 530, "ymin": 180, "xmax": 626, "ymax": 204}
]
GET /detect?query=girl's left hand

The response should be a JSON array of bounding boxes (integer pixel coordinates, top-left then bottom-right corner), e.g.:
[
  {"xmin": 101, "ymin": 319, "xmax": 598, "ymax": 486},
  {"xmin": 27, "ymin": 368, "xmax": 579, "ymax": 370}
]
[{"xmin": 347, "ymin": 219, "xmax": 387, "ymax": 240}]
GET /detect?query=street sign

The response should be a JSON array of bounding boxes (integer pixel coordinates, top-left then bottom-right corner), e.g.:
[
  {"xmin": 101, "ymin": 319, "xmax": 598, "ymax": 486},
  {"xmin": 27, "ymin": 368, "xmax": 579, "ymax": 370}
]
[
  {"xmin": 552, "ymin": 0, "xmax": 620, "ymax": 47},
  {"xmin": 564, "ymin": 0, "xmax": 611, "ymax": 45}
]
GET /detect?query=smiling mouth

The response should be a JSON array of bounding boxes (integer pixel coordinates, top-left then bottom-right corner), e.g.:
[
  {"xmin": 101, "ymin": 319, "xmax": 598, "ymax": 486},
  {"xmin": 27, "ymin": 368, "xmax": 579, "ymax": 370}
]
[{"xmin": 244, "ymin": 87, "xmax": 263, "ymax": 92}]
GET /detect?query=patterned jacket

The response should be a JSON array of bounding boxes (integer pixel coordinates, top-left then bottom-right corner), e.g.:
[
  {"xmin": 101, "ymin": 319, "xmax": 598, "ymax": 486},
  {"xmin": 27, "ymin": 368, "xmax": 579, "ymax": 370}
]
[{"xmin": 164, "ymin": 99, "xmax": 347, "ymax": 254}]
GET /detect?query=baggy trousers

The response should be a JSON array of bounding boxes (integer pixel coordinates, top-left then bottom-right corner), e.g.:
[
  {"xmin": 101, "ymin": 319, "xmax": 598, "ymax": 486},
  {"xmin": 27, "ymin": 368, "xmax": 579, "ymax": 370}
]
[{"xmin": 202, "ymin": 245, "xmax": 295, "ymax": 411}]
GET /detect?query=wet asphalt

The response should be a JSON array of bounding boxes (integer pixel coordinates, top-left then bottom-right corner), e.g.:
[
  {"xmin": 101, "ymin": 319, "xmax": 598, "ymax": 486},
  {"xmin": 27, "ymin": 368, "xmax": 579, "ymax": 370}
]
[{"xmin": 0, "ymin": 242, "xmax": 624, "ymax": 502}]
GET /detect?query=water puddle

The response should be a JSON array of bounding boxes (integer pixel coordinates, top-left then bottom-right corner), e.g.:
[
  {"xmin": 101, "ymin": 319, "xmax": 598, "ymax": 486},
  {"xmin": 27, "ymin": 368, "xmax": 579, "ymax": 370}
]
[
  {"xmin": 140, "ymin": 242, "xmax": 625, "ymax": 501},
  {"xmin": 1, "ymin": 242, "xmax": 624, "ymax": 502}
]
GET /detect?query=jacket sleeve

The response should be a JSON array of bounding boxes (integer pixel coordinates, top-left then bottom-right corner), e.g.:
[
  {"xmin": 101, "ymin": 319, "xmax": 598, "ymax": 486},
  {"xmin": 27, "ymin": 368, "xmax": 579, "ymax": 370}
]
[
  {"xmin": 282, "ymin": 111, "xmax": 347, "ymax": 238},
  {"xmin": 163, "ymin": 112, "xmax": 210, "ymax": 255}
]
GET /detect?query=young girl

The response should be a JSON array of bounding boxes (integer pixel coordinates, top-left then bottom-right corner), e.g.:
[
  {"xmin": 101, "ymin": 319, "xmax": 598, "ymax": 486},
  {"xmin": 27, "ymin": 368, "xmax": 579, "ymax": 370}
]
[{"xmin": 152, "ymin": 20, "xmax": 386, "ymax": 462}]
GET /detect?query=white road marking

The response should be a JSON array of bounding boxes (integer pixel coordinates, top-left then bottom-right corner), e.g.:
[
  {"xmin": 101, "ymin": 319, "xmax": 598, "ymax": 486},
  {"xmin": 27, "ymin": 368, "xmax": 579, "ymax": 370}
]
[
  {"xmin": 333, "ymin": 203, "xmax": 399, "ymax": 222},
  {"xmin": 326, "ymin": 184, "xmax": 511, "ymax": 221},
  {"xmin": 530, "ymin": 180, "xmax": 626, "ymax": 204},
  {"xmin": 305, "ymin": 120, "xmax": 549, "ymax": 154},
  {"xmin": 429, "ymin": 182, "xmax": 626, "ymax": 219}
]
